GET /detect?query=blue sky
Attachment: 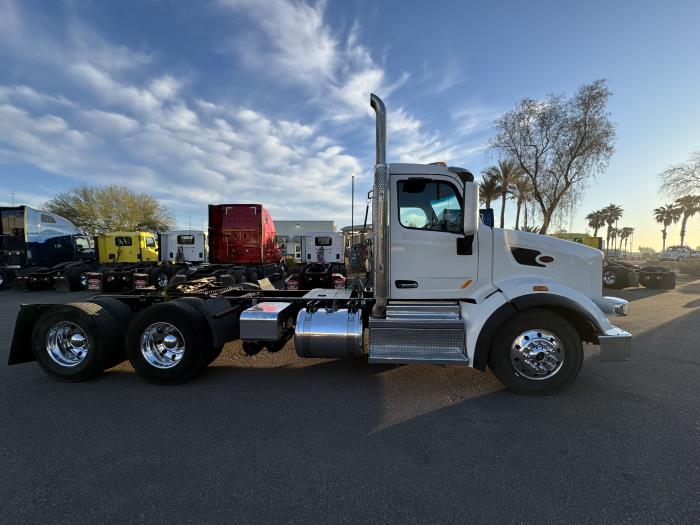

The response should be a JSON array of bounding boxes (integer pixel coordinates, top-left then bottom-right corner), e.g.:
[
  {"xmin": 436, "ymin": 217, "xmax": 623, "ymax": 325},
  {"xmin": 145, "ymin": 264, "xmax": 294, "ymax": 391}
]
[{"xmin": 1, "ymin": 0, "xmax": 699, "ymax": 249}]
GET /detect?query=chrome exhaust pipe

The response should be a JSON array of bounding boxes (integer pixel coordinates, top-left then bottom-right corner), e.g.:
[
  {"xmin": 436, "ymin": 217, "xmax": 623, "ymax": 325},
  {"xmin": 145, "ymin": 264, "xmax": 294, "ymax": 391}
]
[
  {"xmin": 370, "ymin": 93, "xmax": 386, "ymax": 165},
  {"xmin": 370, "ymin": 94, "xmax": 388, "ymax": 317}
]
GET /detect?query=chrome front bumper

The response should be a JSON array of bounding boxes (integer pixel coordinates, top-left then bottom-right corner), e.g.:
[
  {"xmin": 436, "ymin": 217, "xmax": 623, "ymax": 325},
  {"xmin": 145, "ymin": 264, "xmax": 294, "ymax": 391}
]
[
  {"xmin": 591, "ymin": 296, "xmax": 632, "ymax": 361},
  {"xmin": 593, "ymin": 296, "xmax": 629, "ymax": 316},
  {"xmin": 598, "ymin": 326, "xmax": 632, "ymax": 361}
]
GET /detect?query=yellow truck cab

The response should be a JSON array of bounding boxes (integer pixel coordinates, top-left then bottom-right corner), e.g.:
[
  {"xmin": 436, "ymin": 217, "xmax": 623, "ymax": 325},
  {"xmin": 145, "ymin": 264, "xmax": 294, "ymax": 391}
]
[{"xmin": 95, "ymin": 232, "xmax": 159, "ymax": 264}]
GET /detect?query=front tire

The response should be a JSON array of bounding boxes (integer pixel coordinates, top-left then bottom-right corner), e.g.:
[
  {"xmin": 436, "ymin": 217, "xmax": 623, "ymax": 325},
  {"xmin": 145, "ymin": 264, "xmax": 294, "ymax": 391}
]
[{"xmin": 488, "ymin": 309, "xmax": 583, "ymax": 395}]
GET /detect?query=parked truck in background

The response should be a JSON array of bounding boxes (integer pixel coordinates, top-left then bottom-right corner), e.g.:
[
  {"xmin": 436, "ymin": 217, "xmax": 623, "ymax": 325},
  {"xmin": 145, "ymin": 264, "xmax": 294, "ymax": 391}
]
[
  {"xmin": 158, "ymin": 230, "xmax": 207, "ymax": 263},
  {"xmin": 286, "ymin": 232, "xmax": 346, "ymax": 290},
  {"xmin": 178, "ymin": 204, "xmax": 285, "ymax": 285},
  {"xmin": 0, "ymin": 206, "xmax": 94, "ymax": 290},
  {"xmin": 8, "ymin": 94, "xmax": 632, "ymax": 395}
]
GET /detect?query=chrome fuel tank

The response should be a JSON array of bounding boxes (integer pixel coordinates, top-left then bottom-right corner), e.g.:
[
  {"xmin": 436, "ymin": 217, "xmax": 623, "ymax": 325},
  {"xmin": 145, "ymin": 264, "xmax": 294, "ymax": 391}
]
[{"xmin": 294, "ymin": 308, "xmax": 363, "ymax": 359}]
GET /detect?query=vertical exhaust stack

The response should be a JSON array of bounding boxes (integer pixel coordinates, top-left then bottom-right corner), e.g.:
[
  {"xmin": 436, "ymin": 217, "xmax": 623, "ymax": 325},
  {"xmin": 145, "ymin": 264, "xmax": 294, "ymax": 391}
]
[
  {"xmin": 370, "ymin": 94, "xmax": 388, "ymax": 317},
  {"xmin": 370, "ymin": 94, "xmax": 386, "ymax": 164}
]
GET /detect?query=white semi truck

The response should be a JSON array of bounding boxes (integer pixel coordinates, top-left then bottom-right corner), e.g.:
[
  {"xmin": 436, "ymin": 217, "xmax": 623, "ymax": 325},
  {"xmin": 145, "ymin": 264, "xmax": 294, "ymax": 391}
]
[
  {"xmin": 158, "ymin": 230, "xmax": 208, "ymax": 263},
  {"xmin": 8, "ymin": 94, "xmax": 631, "ymax": 394}
]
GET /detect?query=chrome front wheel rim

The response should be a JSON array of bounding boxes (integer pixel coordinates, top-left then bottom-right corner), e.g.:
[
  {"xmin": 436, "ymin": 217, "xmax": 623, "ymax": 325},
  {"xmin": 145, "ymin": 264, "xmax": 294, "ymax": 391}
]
[
  {"xmin": 46, "ymin": 321, "xmax": 89, "ymax": 367},
  {"xmin": 140, "ymin": 322, "xmax": 185, "ymax": 369},
  {"xmin": 510, "ymin": 329, "xmax": 564, "ymax": 380}
]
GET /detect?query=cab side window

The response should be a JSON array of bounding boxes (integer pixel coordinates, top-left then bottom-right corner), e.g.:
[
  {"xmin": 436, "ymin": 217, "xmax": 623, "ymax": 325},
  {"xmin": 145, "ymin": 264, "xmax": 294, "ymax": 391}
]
[
  {"xmin": 398, "ymin": 180, "xmax": 463, "ymax": 233},
  {"xmin": 115, "ymin": 236, "xmax": 132, "ymax": 247},
  {"xmin": 144, "ymin": 236, "xmax": 156, "ymax": 248}
]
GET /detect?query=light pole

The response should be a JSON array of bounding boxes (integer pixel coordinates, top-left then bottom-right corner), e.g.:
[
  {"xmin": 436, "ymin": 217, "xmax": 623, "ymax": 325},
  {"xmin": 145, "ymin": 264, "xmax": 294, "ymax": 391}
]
[{"xmin": 351, "ymin": 174, "xmax": 355, "ymax": 249}]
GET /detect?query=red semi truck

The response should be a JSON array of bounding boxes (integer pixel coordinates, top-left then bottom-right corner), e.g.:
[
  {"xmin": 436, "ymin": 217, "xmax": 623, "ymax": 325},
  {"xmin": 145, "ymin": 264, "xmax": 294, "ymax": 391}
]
[
  {"xmin": 208, "ymin": 204, "xmax": 281, "ymax": 265},
  {"xmin": 180, "ymin": 204, "xmax": 284, "ymax": 285}
]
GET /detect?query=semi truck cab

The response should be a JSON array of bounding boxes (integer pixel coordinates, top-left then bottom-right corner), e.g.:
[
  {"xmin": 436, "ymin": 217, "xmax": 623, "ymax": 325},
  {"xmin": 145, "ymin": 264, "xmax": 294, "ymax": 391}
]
[{"xmin": 95, "ymin": 232, "xmax": 159, "ymax": 263}]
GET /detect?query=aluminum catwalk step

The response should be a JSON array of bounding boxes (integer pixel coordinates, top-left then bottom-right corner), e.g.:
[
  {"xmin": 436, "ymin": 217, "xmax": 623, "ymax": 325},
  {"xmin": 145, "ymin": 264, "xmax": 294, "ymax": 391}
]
[{"xmin": 368, "ymin": 316, "xmax": 468, "ymax": 365}]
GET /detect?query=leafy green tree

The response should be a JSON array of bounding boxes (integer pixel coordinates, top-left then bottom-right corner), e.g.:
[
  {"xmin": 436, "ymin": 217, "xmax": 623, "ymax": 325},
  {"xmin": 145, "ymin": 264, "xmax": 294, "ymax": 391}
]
[
  {"xmin": 483, "ymin": 159, "xmax": 522, "ymax": 228},
  {"xmin": 44, "ymin": 185, "xmax": 174, "ymax": 236},
  {"xmin": 674, "ymin": 195, "xmax": 700, "ymax": 247},
  {"xmin": 653, "ymin": 203, "xmax": 681, "ymax": 252}
]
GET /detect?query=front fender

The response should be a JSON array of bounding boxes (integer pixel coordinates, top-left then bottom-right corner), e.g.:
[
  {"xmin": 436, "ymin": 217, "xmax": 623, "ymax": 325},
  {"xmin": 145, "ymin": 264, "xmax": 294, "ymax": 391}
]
[
  {"xmin": 497, "ymin": 276, "xmax": 613, "ymax": 332},
  {"xmin": 469, "ymin": 278, "xmax": 615, "ymax": 370}
]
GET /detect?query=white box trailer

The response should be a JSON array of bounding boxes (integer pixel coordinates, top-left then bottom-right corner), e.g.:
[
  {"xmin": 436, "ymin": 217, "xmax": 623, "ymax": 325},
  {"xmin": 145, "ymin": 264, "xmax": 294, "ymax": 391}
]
[
  {"xmin": 158, "ymin": 230, "xmax": 208, "ymax": 263},
  {"xmin": 8, "ymin": 94, "xmax": 631, "ymax": 395}
]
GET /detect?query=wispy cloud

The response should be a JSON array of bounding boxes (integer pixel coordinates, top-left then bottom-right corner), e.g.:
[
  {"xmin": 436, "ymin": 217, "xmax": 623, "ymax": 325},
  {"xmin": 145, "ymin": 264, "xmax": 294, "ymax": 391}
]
[{"xmin": 219, "ymin": 0, "xmax": 407, "ymax": 121}]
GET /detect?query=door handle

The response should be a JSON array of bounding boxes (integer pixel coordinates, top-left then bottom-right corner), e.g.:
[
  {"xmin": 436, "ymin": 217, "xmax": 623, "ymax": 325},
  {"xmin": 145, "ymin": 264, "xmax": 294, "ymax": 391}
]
[{"xmin": 395, "ymin": 280, "xmax": 418, "ymax": 289}]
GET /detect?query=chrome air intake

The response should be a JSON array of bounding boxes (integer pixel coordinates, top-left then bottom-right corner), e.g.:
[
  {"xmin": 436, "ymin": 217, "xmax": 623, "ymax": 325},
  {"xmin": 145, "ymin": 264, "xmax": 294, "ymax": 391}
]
[{"xmin": 370, "ymin": 94, "xmax": 388, "ymax": 317}]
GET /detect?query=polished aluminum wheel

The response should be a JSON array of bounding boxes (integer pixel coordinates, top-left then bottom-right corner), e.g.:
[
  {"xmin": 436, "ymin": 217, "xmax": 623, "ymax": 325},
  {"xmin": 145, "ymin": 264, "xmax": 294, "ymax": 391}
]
[
  {"xmin": 602, "ymin": 270, "xmax": 617, "ymax": 286},
  {"xmin": 140, "ymin": 322, "xmax": 185, "ymax": 369},
  {"xmin": 156, "ymin": 273, "xmax": 170, "ymax": 288},
  {"xmin": 510, "ymin": 329, "xmax": 564, "ymax": 380},
  {"xmin": 46, "ymin": 321, "xmax": 89, "ymax": 367}
]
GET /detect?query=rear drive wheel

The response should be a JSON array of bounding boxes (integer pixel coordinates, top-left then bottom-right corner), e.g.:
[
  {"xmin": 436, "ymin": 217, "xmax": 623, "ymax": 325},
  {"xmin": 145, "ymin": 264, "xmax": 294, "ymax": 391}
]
[
  {"xmin": 125, "ymin": 301, "xmax": 212, "ymax": 385},
  {"xmin": 150, "ymin": 268, "xmax": 170, "ymax": 289},
  {"xmin": 602, "ymin": 266, "xmax": 628, "ymax": 289},
  {"xmin": 488, "ymin": 309, "xmax": 583, "ymax": 395},
  {"xmin": 31, "ymin": 302, "xmax": 123, "ymax": 381},
  {"xmin": 67, "ymin": 266, "xmax": 90, "ymax": 291}
]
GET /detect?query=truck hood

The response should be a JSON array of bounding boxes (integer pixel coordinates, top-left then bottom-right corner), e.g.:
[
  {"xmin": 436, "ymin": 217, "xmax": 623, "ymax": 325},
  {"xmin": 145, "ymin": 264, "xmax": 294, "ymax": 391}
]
[{"xmin": 492, "ymin": 229, "xmax": 603, "ymax": 298}]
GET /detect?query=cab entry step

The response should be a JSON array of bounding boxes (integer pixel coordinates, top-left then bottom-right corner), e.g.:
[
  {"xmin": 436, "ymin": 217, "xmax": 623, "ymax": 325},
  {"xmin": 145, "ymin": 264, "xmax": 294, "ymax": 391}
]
[{"xmin": 367, "ymin": 317, "xmax": 468, "ymax": 365}]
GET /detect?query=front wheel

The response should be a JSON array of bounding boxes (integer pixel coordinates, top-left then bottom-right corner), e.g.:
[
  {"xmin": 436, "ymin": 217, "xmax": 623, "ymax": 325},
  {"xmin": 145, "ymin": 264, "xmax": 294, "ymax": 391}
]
[{"xmin": 488, "ymin": 309, "xmax": 583, "ymax": 395}]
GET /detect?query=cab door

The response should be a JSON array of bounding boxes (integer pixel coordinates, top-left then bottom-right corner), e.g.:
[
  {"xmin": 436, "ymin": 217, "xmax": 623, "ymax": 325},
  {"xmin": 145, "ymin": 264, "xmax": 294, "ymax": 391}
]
[{"xmin": 389, "ymin": 175, "xmax": 478, "ymax": 300}]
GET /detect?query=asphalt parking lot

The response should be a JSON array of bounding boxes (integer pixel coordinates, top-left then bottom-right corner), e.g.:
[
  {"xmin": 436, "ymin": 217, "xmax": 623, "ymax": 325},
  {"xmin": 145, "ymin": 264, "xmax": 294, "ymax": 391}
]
[{"xmin": 1, "ymin": 280, "xmax": 699, "ymax": 523}]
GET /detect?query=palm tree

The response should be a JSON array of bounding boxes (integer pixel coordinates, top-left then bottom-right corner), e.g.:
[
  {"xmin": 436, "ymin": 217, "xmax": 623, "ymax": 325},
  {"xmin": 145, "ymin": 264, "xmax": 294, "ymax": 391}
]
[
  {"xmin": 479, "ymin": 174, "xmax": 500, "ymax": 210},
  {"xmin": 653, "ymin": 204, "xmax": 682, "ymax": 252},
  {"xmin": 483, "ymin": 160, "xmax": 522, "ymax": 228},
  {"xmin": 585, "ymin": 210, "xmax": 606, "ymax": 238},
  {"xmin": 675, "ymin": 195, "xmax": 700, "ymax": 247},
  {"xmin": 619, "ymin": 227, "xmax": 634, "ymax": 253},
  {"xmin": 512, "ymin": 174, "xmax": 532, "ymax": 230},
  {"xmin": 608, "ymin": 226, "xmax": 619, "ymax": 252},
  {"xmin": 602, "ymin": 204, "xmax": 623, "ymax": 254}
]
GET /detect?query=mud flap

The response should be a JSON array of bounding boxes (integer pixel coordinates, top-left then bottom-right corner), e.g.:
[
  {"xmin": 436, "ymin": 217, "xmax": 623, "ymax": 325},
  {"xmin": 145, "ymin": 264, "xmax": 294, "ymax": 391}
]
[
  {"xmin": 8, "ymin": 304, "xmax": 56, "ymax": 365},
  {"xmin": 55, "ymin": 273, "xmax": 71, "ymax": 292}
]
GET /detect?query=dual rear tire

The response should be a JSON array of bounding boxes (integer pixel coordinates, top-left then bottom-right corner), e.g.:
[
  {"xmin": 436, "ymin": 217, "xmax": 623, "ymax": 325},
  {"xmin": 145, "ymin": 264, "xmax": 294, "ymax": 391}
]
[
  {"xmin": 125, "ymin": 300, "xmax": 214, "ymax": 385},
  {"xmin": 31, "ymin": 301, "xmax": 130, "ymax": 382}
]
